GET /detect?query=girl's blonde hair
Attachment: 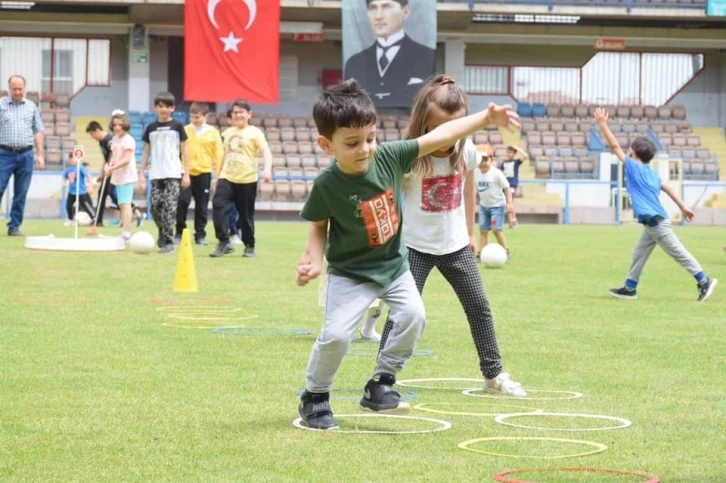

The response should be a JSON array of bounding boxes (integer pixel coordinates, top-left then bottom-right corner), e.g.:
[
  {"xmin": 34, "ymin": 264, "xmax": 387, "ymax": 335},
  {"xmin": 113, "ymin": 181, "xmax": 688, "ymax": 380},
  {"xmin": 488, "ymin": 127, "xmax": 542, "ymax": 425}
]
[{"xmin": 404, "ymin": 74, "xmax": 469, "ymax": 178}]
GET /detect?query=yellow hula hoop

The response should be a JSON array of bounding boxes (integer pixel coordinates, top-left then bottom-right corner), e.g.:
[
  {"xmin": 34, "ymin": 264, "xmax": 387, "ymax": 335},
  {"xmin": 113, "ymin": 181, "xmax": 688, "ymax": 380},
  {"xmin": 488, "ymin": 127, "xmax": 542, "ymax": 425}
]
[
  {"xmin": 162, "ymin": 315, "xmax": 259, "ymax": 329},
  {"xmin": 413, "ymin": 403, "xmax": 542, "ymax": 417},
  {"xmin": 458, "ymin": 437, "xmax": 608, "ymax": 459},
  {"xmin": 156, "ymin": 306, "xmax": 242, "ymax": 312}
]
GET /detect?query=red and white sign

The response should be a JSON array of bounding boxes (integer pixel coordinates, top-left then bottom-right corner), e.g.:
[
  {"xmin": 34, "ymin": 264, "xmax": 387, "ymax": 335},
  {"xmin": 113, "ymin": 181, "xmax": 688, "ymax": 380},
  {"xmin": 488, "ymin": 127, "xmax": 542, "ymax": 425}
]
[
  {"xmin": 292, "ymin": 33, "xmax": 324, "ymax": 42},
  {"xmin": 594, "ymin": 38, "xmax": 626, "ymax": 51},
  {"xmin": 73, "ymin": 145, "xmax": 85, "ymax": 160}
]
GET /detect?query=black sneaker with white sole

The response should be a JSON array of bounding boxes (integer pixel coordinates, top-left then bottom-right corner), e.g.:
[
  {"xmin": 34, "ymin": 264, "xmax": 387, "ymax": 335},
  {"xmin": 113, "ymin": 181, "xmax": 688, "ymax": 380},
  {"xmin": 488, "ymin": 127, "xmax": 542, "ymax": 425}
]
[
  {"xmin": 697, "ymin": 278, "xmax": 718, "ymax": 302},
  {"xmin": 608, "ymin": 286, "xmax": 637, "ymax": 300},
  {"xmin": 209, "ymin": 242, "xmax": 234, "ymax": 258},
  {"xmin": 243, "ymin": 246, "xmax": 255, "ymax": 258},
  {"xmin": 360, "ymin": 373, "xmax": 411, "ymax": 415},
  {"xmin": 298, "ymin": 391, "xmax": 339, "ymax": 430}
]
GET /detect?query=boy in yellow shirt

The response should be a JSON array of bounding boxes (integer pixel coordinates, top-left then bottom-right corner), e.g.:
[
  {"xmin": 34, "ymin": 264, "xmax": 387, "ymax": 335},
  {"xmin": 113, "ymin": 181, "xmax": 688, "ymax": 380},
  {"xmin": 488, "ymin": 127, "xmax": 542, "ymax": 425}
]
[
  {"xmin": 175, "ymin": 102, "xmax": 223, "ymax": 245},
  {"xmin": 210, "ymin": 99, "xmax": 272, "ymax": 258}
]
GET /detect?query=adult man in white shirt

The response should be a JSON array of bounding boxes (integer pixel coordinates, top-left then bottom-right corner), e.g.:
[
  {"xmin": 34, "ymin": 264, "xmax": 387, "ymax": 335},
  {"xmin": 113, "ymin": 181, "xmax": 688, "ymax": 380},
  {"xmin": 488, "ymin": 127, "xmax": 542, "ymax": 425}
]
[{"xmin": 344, "ymin": 0, "xmax": 436, "ymax": 108}]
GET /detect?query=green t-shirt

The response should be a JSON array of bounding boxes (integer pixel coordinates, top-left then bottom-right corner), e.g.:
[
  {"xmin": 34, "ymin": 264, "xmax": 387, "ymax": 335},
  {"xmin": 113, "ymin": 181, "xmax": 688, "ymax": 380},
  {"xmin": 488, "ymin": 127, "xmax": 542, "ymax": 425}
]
[{"xmin": 300, "ymin": 139, "xmax": 420, "ymax": 287}]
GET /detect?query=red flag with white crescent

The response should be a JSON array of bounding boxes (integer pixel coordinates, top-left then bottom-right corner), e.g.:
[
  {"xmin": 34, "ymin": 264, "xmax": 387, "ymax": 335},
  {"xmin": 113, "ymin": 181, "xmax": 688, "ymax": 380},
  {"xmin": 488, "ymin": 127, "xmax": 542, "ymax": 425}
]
[{"xmin": 184, "ymin": 0, "xmax": 280, "ymax": 103}]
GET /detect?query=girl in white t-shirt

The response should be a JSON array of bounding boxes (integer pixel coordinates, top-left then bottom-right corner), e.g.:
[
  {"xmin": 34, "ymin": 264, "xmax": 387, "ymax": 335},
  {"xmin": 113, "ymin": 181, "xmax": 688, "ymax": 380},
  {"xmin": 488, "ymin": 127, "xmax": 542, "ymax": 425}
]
[
  {"xmin": 104, "ymin": 110, "xmax": 138, "ymax": 242},
  {"xmin": 379, "ymin": 74, "xmax": 526, "ymax": 396}
]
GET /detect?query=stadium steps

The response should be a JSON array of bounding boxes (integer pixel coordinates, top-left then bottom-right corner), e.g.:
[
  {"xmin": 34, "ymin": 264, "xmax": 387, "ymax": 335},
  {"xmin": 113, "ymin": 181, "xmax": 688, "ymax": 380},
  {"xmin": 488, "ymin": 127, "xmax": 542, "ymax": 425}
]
[
  {"xmin": 692, "ymin": 127, "xmax": 726, "ymax": 207},
  {"xmin": 498, "ymin": 127, "xmax": 564, "ymax": 207},
  {"xmin": 73, "ymin": 115, "xmax": 108, "ymax": 173}
]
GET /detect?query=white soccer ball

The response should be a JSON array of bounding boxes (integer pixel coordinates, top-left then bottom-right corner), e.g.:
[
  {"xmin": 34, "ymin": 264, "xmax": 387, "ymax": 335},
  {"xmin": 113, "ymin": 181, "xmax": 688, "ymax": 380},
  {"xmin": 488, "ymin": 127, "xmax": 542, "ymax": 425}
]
[
  {"xmin": 129, "ymin": 231, "xmax": 155, "ymax": 254},
  {"xmin": 75, "ymin": 211, "xmax": 92, "ymax": 226},
  {"xmin": 480, "ymin": 243, "xmax": 508, "ymax": 269}
]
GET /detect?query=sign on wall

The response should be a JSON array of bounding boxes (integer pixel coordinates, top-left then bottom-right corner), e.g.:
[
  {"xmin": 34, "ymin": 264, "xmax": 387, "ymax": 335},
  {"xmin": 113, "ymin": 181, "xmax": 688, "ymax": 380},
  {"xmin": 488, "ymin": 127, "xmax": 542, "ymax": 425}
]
[{"xmin": 342, "ymin": 0, "xmax": 436, "ymax": 109}]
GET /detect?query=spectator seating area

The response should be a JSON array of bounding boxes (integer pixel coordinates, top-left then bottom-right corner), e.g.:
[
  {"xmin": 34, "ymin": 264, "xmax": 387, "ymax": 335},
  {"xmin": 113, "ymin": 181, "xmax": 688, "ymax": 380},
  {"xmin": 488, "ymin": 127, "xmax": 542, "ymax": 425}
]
[
  {"xmin": 0, "ymin": 90, "xmax": 76, "ymax": 167},
  {"xmin": 517, "ymin": 102, "xmax": 719, "ymax": 180}
]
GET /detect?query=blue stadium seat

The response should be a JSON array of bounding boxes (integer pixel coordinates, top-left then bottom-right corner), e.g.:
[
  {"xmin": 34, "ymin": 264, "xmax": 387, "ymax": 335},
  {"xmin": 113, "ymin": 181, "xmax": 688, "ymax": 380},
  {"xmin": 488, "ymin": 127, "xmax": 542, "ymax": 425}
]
[
  {"xmin": 128, "ymin": 111, "xmax": 142, "ymax": 125},
  {"xmin": 172, "ymin": 112, "xmax": 188, "ymax": 124},
  {"xmin": 532, "ymin": 103, "xmax": 547, "ymax": 118},
  {"xmin": 142, "ymin": 112, "xmax": 157, "ymax": 125},
  {"xmin": 517, "ymin": 103, "xmax": 532, "ymax": 118}
]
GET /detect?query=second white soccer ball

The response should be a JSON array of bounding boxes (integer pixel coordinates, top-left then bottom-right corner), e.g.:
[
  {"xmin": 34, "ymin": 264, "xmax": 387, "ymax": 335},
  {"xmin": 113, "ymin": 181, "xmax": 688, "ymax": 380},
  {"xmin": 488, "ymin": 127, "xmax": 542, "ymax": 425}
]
[
  {"xmin": 75, "ymin": 211, "xmax": 92, "ymax": 226},
  {"xmin": 480, "ymin": 243, "xmax": 508, "ymax": 268},
  {"xmin": 129, "ymin": 231, "xmax": 155, "ymax": 254}
]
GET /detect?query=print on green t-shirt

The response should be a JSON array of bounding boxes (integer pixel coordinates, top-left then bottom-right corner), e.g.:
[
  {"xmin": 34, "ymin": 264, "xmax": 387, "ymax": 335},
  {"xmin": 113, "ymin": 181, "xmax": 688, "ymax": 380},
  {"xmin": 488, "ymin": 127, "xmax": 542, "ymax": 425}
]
[{"xmin": 300, "ymin": 139, "xmax": 420, "ymax": 287}]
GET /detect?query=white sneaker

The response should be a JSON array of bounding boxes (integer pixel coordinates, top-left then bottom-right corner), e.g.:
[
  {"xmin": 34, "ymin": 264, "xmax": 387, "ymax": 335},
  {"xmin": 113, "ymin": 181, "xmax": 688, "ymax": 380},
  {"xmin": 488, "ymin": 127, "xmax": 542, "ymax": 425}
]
[
  {"xmin": 63, "ymin": 220, "xmax": 73, "ymax": 227},
  {"xmin": 359, "ymin": 329, "xmax": 381, "ymax": 342},
  {"xmin": 230, "ymin": 234, "xmax": 243, "ymax": 245},
  {"xmin": 484, "ymin": 372, "xmax": 527, "ymax": 397}
]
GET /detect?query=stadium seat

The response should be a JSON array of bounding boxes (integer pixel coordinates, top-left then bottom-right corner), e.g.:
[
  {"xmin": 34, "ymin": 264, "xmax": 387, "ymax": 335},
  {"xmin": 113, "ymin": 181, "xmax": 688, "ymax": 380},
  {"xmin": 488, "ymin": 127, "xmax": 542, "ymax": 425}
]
[
  {"xmin": 517, "ymin": 103, "xmax": 532, "ymax": 117},
  {"xmin": 532, "ymin": 103, "xmax": 547, "ymax": 118}
]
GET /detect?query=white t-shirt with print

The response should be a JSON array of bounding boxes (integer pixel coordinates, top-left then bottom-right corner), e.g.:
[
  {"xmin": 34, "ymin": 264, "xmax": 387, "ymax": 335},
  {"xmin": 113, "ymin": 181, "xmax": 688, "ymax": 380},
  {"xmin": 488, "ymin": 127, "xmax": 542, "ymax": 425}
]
[
  {"xmin": 402, "ymin": 139, "xmax": 480, "ymax": 256},
  {"xmin": 475, "ymin": 166, "xmax": 510, "ymax": 207}
]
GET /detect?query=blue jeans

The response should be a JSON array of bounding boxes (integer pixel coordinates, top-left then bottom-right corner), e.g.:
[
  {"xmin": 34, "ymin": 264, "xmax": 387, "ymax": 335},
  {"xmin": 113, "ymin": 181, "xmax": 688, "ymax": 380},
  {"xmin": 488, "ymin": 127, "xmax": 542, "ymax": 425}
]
[
  {"xmin": 0, "ymin": 148, "xmax": 34, "ymax": 232},
  {"xmin": 479, "ymin": 205, "xmax": 505, "ymax": 231},
  {"xmin": 227, "ymin": 204, "xmax": 240, "ymax": 236}
]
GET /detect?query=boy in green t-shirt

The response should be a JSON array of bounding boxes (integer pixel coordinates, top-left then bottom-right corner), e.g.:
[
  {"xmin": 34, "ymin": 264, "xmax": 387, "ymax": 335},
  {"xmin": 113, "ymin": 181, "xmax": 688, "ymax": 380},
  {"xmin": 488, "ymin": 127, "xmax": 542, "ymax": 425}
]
[{"xmin": 295, "ymin": 79, "xmax": 520, "ymax": 430}]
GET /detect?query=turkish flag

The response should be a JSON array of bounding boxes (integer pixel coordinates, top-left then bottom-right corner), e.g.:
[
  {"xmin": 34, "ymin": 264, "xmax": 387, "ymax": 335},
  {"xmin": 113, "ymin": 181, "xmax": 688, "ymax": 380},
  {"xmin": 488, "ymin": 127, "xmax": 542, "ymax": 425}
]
[{"xmin": 184, "ymin": 0, "xmax": 280, "ymax": 103}]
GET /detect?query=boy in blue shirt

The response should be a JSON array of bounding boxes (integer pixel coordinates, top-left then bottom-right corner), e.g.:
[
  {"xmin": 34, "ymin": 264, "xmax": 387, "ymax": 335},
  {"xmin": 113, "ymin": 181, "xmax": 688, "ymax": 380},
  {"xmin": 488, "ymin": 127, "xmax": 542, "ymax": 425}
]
[
  {"xmin": 595, "ymin": 107, "xmax": 717, "ymax": 302},
  {"xmin": 62, "ymin": 152, "xmax": 95, "ymax": 223}
]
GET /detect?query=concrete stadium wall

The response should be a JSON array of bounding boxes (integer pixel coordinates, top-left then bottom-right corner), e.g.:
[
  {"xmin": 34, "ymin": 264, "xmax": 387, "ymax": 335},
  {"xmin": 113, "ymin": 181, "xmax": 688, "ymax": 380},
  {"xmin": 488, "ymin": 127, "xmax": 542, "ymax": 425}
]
[{"xmin": 670, "ymin": 51, "xmax": 726, "ymax": 128}]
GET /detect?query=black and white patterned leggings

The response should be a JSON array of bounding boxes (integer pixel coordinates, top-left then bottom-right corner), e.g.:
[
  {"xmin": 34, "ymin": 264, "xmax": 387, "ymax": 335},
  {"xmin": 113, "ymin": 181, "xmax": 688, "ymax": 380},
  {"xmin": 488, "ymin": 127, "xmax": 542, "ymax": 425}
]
[
  {"xmin": 380, "ymin": 246, "xmax": 503, "ymax": 379},
  {"xmin": 151, "ymin": 178, "xmax": 180, "ymax": 248}
]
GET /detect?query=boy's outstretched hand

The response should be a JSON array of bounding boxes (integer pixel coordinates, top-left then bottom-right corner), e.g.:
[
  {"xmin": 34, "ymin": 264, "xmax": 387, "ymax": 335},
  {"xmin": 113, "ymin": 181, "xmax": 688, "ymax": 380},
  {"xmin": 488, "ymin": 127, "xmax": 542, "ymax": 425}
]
[
  {"xmin": 487, "ymin": 103, "xmax": 520, "ymax": 132},
  {"xmin": 296, "ymin": 252, "xmax": 321, "ymax": 286},
  {"xmin": 682, "ymin": 207, "xmax": 696, "ymax": 222},
  {"xmin": 594, "ymin": 107, "xmax": 609, "ymax": 125}
]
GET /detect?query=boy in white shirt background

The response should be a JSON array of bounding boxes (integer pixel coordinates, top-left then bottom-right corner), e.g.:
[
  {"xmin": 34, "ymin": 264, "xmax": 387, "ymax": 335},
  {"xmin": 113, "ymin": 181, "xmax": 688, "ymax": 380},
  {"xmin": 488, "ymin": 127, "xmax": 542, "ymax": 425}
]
[{"xmin": 475, "ymin": 144, "xmax": 516, "ymax": 260}]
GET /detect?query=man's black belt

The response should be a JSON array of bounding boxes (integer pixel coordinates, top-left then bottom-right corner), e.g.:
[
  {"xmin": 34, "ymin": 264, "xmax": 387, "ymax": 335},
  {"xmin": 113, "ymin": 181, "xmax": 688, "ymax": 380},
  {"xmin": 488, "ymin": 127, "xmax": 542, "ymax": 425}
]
[{"xmin": 0, "ymin": 145, "xmax": 33, "ymax": 154}]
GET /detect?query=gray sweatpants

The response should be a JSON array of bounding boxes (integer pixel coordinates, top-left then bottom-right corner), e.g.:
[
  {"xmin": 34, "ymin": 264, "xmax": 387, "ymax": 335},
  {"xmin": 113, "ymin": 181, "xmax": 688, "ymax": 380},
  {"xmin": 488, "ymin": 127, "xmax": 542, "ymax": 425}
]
[
  {"xmin": 627, "ymin": 219, "xmax": 703, "ymax": 282},
  {"xmin": 306, "ymin": 270, "xmax": 426, "ymax": 393}
]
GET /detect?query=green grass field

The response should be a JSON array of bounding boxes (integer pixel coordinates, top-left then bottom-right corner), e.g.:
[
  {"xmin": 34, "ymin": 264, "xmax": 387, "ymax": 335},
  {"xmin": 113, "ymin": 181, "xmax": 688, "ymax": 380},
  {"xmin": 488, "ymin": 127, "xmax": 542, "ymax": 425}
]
[{"xmin": 1, "ymin": 220, "xmax": 724, "ymax": 482}]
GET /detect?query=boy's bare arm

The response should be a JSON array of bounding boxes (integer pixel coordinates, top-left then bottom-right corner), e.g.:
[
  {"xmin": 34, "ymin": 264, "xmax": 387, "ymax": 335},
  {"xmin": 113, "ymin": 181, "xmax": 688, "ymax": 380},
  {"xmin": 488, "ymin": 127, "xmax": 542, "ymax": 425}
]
[
  {"xmin": 297, "ymin": 220, "xmax": 328, "ymax": 286},
  {"xmin": 417, "ymin": 104, "xmax": 519, "ymax": 158},
  {"xmin": 594, "ymin": 108, "xmax": 626, "ymax": 163},
  {"xmin": 661, "ymin": 182, "xmax": 695, "ymax": 221},
  {"xmin": 139, "ymin": 144, "xmax": 150, "ymax": 176}
]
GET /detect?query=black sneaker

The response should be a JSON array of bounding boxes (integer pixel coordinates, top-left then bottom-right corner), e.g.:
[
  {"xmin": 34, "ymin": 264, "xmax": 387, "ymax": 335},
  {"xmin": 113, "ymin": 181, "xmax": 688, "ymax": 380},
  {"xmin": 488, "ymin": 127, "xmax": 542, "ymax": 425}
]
[
  {"xmin": 209, "ymin": 242, "xmax": 234, "ymax": 257},
  {"xmin": 173, "ymin": 234, "xmax": 182, "ymax": 245},
  {"xmin": 298, "ymin": 391, "xmax": 339, "ymax": 430},
  {"xmin": 608, "ymin": 286, "xmax": 637, "ymax": 300},
  {"xmin": 7, "ymin": 229, "xmax": 23, "ymax": 237},
  {"xmin": 243, "ymin": 246, "xmax": 255, "ymax": 258},
  {"xmin": 195, "ymin": 238, "xmax": 209, "ymax": 246},
  {"xmin": 360, "ymin": 373, "xmax": 411, "ymax": 415},
  {"xmin": 697, "ymin": 278, "xmax": 718, "ymax": 302},
  {"xmin": 158, "ymin": 244, "xmax": 174, "ymax": 254}
]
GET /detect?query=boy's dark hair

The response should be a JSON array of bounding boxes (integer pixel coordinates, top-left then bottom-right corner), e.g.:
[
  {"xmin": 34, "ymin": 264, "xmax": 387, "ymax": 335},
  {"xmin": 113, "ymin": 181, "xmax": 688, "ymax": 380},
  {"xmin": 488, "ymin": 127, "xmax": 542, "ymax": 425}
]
[
  {"xmin": 154, "ymin": 91, "xmax": 175, "ymax": 107},
  {"xmin": 366, "ymin": 0, "xmax": 408, "ymax": 5},
  {"xmin": 85, "ymin": 121, "xmax": 103, "ymax": 133},
  {"xmin": 231, "ymin": 99, "xmax": 251, "ymax": 112},
  {"xmin": 68, "ymin": 151, "xmax": 74, "ymax": 159},
  {"xmin": 630, "ymin": 137, "xmax": 656, "ymax": 164},
  {"xmin": 506, "ymin": 146, "xmax": 517, "ymax": 153},
  {"xmin": 190, "ymin": 102, "xmax": 209, "ymax": 115},
  {"xmin": 313, "ymin": 79, "xmax": 377, "ymax": 139}
]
